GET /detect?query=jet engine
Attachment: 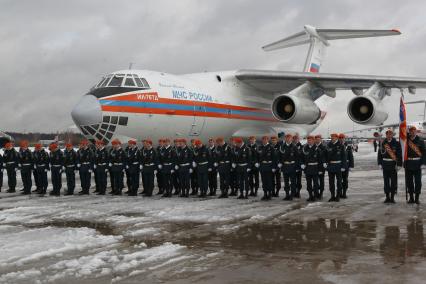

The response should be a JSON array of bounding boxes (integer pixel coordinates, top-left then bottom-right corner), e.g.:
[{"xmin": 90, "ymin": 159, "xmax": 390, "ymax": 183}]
[{"xmin": 347, "ymin": 82, "xmax": 389, "ymax": 125}]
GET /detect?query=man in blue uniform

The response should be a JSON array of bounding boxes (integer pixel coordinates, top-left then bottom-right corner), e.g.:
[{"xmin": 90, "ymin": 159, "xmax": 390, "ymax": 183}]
[
  {"xmin": 315, "ymin": 135, "xmax": 327, "ymax": 199},
  {"xmin": 172, "ymin": 139, "xmax": 180, "ymax": 195},
  {"xmin": 248, "ymin": 136, "xmax": 260, "ymax": 197},
  {"xmin": 156, "ymin": 139, "xmax": 165, "ymax": 195},
  {"xmin": 3, "ymin": 142, "xmax": 19, "ymax": 193},
  {"xmin": 176, "ymin": 139, "xmax": 193, "ymax": 197},
  {"xmin": 293, "ymin": 134, "xmax": 303, "ymax": 198},
  {"xmin": 33, "ymin": 143, "xmax": 49, "ymax": 195},
  {"xmin": 19, "ymin": 141, "xmax": 33, "ymax": 195},
  {"xmin": 270, "ymin": 136, "xmax": 281, "ymax": 196},
  {"xmin": 258, "ymin": 136, "xmax": 277, "ymax": 200},
  {"xmin": 405, "ymin": 126, "xmax": 426, "ymax": 204},
  {"xmin": 140, "ymin": 139, "xmax": 157, "ymax": 196},
  {"xmin": 0, "ymin": 150, "xmax": 3, "ymax": 192},
  {"xmin": 125, "ymin": 140, "xmax": 140, "ymax": 196},
  {"xmin": 63, "ymin": 143, "xmax": 78, "ymax": 195},
  {"xmin": 207, "ymin": 138, "xmax": 218, "ymax": 196},
  {"xmin": 279, "ymin": 134, "xmax": 299, "ymax": 200},
  {"xmin": 216, "ymin": 137, "xmax": 233, "ymax": 198},
  {"xmin": 229, "ymin": 138, "xmax": 238, "ymax": 196},
  {"xmin": 193, "ymin": 139, "xmax": 210, "ymax": 197},
  {"xmin": 110, "ymin": 139, "xmax": 126, "ymax": 195},
  {"xmin": 326, "ymin": 133, "xmax": 347, "ymax": 202},
  {"xmin": 301, "ymin": 136, "xmax": 322, "ymax": 202},
  {"xmin": 378, "ymin": 129, "xmax": 402, "ymax": 203},
  {"xmin": 189, "ymin": 139, "xmax": 199, "ymax": 196},
  {"xmin": 94, "ymin": 140, "xmax": 109, "ymax": 195},
  {"xmin": 49, "ymin": 143, "xmax": 64, "ymax": 196},
  {"xmin": 77, "ymin": 140, "xmax": 94, "ymax": 195},
  {"xmin": 339, "ymin": 134, "xmax": 354, "ymax": 199},
  {"xmin": 233, "ymin": 137, "xmax": 252, "ymax": 199},
  {"xmin": 159, "ymin": 138, "xmax": 176, "ymax": 197}
]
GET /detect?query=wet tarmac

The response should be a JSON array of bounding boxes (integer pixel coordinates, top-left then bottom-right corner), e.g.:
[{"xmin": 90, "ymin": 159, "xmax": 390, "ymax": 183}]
[{"xmin": 0, "ymin": 142, "xmax": 425, "ymax": 283}]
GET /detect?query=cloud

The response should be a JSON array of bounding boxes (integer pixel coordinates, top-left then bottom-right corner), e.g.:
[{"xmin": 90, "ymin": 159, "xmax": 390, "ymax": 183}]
[{"xmin": 0, "ymin": 0, "xmax": 425, "ymax": 133}]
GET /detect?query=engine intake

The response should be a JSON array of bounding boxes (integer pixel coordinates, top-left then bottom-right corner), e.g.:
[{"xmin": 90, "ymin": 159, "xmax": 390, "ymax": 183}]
[
  {"xmin": 347, "ymin": 96, "xmax": 388, "ymax": 125},
  {"xmin": 272, "ymin": 94, "xmax": 321, "ymax": 124}
]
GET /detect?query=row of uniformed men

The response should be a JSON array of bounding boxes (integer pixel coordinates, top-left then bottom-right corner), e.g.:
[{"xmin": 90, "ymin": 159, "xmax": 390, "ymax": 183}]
[
  {"xmin": 0, "ymin": 133, "xmax": 354, "ymax": 201},
  {"xmin": 378, "ymin": 126, "xmax": 426, "ymax": 204}
]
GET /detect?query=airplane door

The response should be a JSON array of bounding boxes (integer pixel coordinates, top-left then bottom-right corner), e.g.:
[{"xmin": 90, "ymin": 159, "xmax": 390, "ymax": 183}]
[{"xmin": 189, "ymin": 104, "xmax": 206, "ymax": 136}]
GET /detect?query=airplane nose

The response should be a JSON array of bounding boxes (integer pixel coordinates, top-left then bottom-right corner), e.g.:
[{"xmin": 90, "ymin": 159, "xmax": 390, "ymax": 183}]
[{"xmin": 71, "ymin": 95, "xmax": 102, "ymax": 127}]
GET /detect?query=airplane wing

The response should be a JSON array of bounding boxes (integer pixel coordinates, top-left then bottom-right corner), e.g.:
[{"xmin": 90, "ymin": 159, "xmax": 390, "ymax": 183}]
[
  {"xmin": 342, "ymin": 123, "xmax": 400, "ymax": 135},
  {"xmin": 235, "ymin": 69, "xmax": 426, "ymax": 94}
]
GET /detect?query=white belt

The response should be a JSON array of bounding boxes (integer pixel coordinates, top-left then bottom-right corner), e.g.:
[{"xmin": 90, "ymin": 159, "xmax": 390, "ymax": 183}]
[
  {"xmin": 37, "ymin": 164, "xmax": 46, "ymax": 167},
  {"xmin": 284, "ymin": 161, "xmax": 295, "ymax": 164},
  {"xmin": 113, "ymin": 163, "xmax": 123, "ymax": 165},
  {"xmin": 308, "ymin": 162, "xmax": 318, "ymax": 166},
  {"xmin": 262, "ymin": 161, "xmax": 272, "ymax": 163},
  {"xmin": 163, "ymin": 163, "xmax": 172, "ymax": 165},
  {"xmin": 220, "ymin": 161, "xmax": 230, "ymax": 164},
  {"xmin": 66, "ymin": 165, "xmax": 75, "ymax": 168},
  {"xmin": 98, "ymin": 163, "xmax": 107, "ymax": 166},
  {"xmin": 82, "ymin": 162, "xmax": 90, "ymax": 165},
  {"xmin": 132, "ymin": 162, "xmax": 139, "ymax": 165},
  {"xmin": 198, "ymin": 161, "xmax": 208, "ymax": 165},
  {"xmin": 330, "ymin": 161, "xmax": 341, "ymax": 164},
  {"xmin": 144, "ymin": 163, "xmax": 155, "ymax": 166},
  {"xmin": 238, "ymin": 163, "xmax": 248, "ymax": 166},
  {"xmin": 408, "ymin": 157, "xmax": 421, "ymax": 160},
  {"xmin": 22, "ymin": 163, "xmax": 31, "ymax": 166},
  {"xmin": 383, "ymin": 158, "xmax": 395, "ymax": 161},
  {"xmin": 180, "ymin": 163, "xmax": 190, "ymax": 166},
  {"xmin": 6, "ymin": 162, "xmax": 16, "ymax": 164},
  {"xmin": 52, "ymin": 165, "xmax": 62, "ymax": 167}
]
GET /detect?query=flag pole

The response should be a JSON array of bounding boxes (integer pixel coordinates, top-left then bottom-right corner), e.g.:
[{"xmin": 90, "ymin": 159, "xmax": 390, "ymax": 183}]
[{"xmin": 399, "ymin": 89, "xmax": 408, "ymax": 202}]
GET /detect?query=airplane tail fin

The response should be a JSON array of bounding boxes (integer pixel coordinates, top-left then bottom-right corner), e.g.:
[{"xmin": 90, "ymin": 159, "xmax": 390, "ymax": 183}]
[{"xmin": 262, "ymin": 25, "xmax": 401, "ymax": 73}]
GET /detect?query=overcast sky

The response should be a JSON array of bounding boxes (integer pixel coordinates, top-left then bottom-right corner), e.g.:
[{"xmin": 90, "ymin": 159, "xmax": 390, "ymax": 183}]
[{"xmin": 1, "ymin": 0, "xmax": 426, "ymax": 134}]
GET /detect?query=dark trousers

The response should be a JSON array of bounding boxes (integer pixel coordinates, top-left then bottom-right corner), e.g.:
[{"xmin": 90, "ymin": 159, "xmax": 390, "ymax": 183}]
[
  {"xmin": 342, "ymin": 169, "xmax": 349, "ymax": 191},
  {"xmin": 178, "ymin": 169, "xmax": 190, "ymax": 196},
  {"xmin": 306, "ymin": 174, "xmax": 319, "ymax": 198},
  {"xmin": 157, "ymin": 171, "xmax": 164, "ymax": 193},
  {"xmin": 319, "ymin": 173, "xmax": 325, "ymax": 196},
  {"xmin": 65, "ymin": 168, "xmax": 76, "ymax": 193},
  {"xmin": 36, "ymin": 169, "xmax": 48, "ymax": 192},
  {"xmin": 111, "ymin": 170, "xmax": 123, "ymax": 194},
  {"xmin": 328, "ymin": 171, "xmax": 343, "ymax": 198},
  {"xmin": 0, "ymin": 170, "xmax": 2, "ymax": 190},
  {"xmin": 127, "ymin": 169, "xmax": 140, "ymax": 194},
  {"xmin": 274, "ymin": 170, "xmax": 281, "ymax": 192},
  {"xmin": 51, "ymin": 168, "xmax": 62, "ymax": 194},
  {"xmin": 172, "ymin": 171, "xmax": 180, "ymax": 193},
  {"xmin": 237, "ymin": 168, "xmax": 249, "ymax": 196},
  {"xmin": 383, "ymin": 169, "xmax": 397, "ymax": 194},
  {"xmin": 95, "ymin": 166, "xmax": 107, "ymax": 194},
  {"xmin": 21, "ymin": 168, "xmax": 32, "ymax": 193},
  {"xmin": 33, "ymin": 170, "xmax": 38, "ymax": 190},
  {"xmin": 79, "ymin": 169, "xmax": 91, "ymax": 193},
  {"xmin": 230, "ymin": 170, "xmax": 237, "ymax": 192},
  {"xmin": 190, "ymin": 169, "xmax": 198, "ymax": 192},
  {"xmin": 296, "ymin": 171, "xmax": 302, "ymax": 193},
  {"xmin": 406, "ymin": 168, "xmax": 422, "ymax": 194},
  {"xmin": 125, "ymin": 169, "xmax": 131, "ymax": 190},
  {"xmin": 197, "ymin": 170, "xmax": 209, "ymax": 196},
  {"xmin": 162, "ymin": 172, "xmax": 173, "ymax": 196},
  {"xmin": 260, "ymin": 170, "xmax": 273, "ymax": 197},
  {"xmin": 249, "ymin": 168, "xmax": 259, "ymax": 193},
  {"xmin": 208, "ymin": 169, "xmax": 218, "ymax": 194},
  {"xmin": 283, "ymin": 172, "xmax": 297, "ymax": 197},
  {"xmin": 219, "ymin": 167, "xmax": 230, "ymax": 196},
  {"xmin": 6, "ymin": 168, "xmax": 17, "ymax": 191},
  {"xmin": 142, "ymin": 171, "xmax": 155, "ymax": 196}
]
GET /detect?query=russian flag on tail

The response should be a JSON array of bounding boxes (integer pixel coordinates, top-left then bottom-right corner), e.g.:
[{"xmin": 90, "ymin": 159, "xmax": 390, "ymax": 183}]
[
  {"xmin": 399, "ymin": 96, "xmax": 408, "ymax": 161},
  {"xmin": 309, "ymin": 63, "xmax": 320, "ymax": 73}
]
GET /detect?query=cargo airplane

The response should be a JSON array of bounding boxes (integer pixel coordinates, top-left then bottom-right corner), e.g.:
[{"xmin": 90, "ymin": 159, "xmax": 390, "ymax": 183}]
[{"xmin": 71, "ymin": 25, "xmax": 426, "ymax": 144}]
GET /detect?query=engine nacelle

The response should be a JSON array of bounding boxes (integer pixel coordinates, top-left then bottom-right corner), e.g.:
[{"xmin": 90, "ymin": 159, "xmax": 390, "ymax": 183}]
[
  {"xmin": 347, "ymin": 96, "xmax": 388, "ymax": 125},
  {"xmin": 272, "ymin": 94, "xmax": 321, "ymax": 124}
]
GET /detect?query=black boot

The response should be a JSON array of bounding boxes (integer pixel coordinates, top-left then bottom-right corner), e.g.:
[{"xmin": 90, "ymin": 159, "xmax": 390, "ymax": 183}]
[
  {"xmin": 261, "ymin": 191, "xmax": 268, "ymax": 201},
  {"xmin": 328, "ymin": 193, "xmax": 336, "ymax": 202},
  {"xmin": 415, "ymin": 193, "xmax": 420, "ymax": 204},
  {"xmin": 390, "ymin": 192, "xmax": 396, "ymax": 203},
  {"xmin": 408, "ymin": 193, "xmax": 415, "ymax": 204},
  {"xmin": 341, "ymin": 189, "xmax": 347, "ymax": 199},
  {"xmin": 384, "ymin": 193, "xmax": 390, "ymax": 203},
  {"xmin": 283, "ymin": 192, "xmax": 292, "ymax": 201}
]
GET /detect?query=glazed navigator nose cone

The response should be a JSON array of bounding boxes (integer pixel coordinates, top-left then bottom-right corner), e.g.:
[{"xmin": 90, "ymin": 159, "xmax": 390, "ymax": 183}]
[{"xmin": 71, "ymin": 95, "xmax": 102, "ymax": 127}]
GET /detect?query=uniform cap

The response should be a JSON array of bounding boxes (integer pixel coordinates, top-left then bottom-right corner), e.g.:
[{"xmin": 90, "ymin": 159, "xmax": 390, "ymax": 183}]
[
  {"xmin": 285, "ymin": 133, "xmax": 293, "ymax": 138},
  {"xmin": 128, "ymin": 140, "xmax": 137, "ymax": 145},
  {"xmin": 5, "ymin": 142, "xmax": 13, "ymax": 148},
  {"xmin": 270, "ymin": 136, "xmax": 278, "ymax": 140},
  {"xmin": 249, "ymin": 136, "xmax": 256, "ymax": 140},
  {"xmin": 208, "ymin": 138, "xmax": 214, "ymax": 142},
  {"xmin": 158, "ymin": 139, "xmax": 164, "ymax": 143},
  {"xmin": 145, "ymin": 139, "xmax": 153, "ymax": 145},
  {"xmin": 315, "ymin": 134, "xmax": 322, "ymax": 139},
  {"xmin": 385, "ymin": 129, "xmax": 394, "ymax": 135},
  {"xmin": 80, "ymin": 139, "xmax": 89, "ymax": 146},
  {"xmin": 262, "ymin": 136, "xmax": 269, "ymax": 140},
  {"xmin": 96, "ymin": 140, "xmax": 104, "ymax": 146},
  {"xmin": 216, "ymin": 137, "xmax": 224, "ymax": 143},
  {"xmin": 234, "ymin": 137, "xmax": 243, "ymax": 144},
  {"xmin": 65, "ymin": 143, "xmax": 73, "ymax": 148},
  {"xmin": 20, "ymin": 140, "xmax": 29, "ymax": 148},
  {"xmin": 330, "ymin": 133, "xmax": 339, "ymax": 138},
  {"xmin": 338, "ymin": 133, "xmax": 346, "ymax": 139},
  {"xmin": 34, "ymin": 143, "xmax": 42, "ymax": 150},
  {"xmin": 409, "ymin": 125, "xmax": 417, "ymax": 131},
  {"xmin": 194, "ymin": 139, "xmax": 202, "ymax": 146},
  {"xmin": 164, "ymin": 138, "xmax": 170, "ymax": 143},
  {"xmin": 49, "ymin": 143, "xmax": 58, "ymax": 150},
  {"xmin": 111, "ymin": 139, "xmax": 121, "ymax": 146},
  {"xmin": 307, "ymin": 135, "xmax": 314, "ymax": 140}
]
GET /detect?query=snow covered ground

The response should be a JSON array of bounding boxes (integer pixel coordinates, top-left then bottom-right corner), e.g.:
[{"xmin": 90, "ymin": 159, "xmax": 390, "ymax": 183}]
[{"xmin": 0, "ymin": 142, "xmax": 425, "ymax": 283}]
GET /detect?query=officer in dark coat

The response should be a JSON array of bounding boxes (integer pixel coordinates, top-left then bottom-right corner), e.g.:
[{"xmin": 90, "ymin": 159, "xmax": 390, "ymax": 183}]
[
  {"xmin": 33, "ymin": 143, "xmax": 49, "ymax": 194},
  {"xmin": 233, "ymin": 137, "xmax": 252, "ymax": 199},
  {"xmin": 279, "ymin": 134, "xmax": 299, "ymax": 200},
  {"xmin": 172, "ymin": 139, "xmax": 180, "ymax": 195},
  {"xmin": 63, "ymin": 143, "xmax": 78, "ymax": 195},
  {"xmin": 0, "ymin": 151, "xmax": 3, "ymax": 192},
  {"xmin": 270, "ymin": 136, "xmax": 281, "ymax": 196},
  {"xmin": 326, "ymin": 133, "xmax": 347, "ymax": 202},
  {"xmin": 140, "ymin": 139, "xmax": 157, "ymax": 196},
  {"xmin": 3, "ymin": 142, "xmax": 19, "ymax": 193},
  {"xmin": 378, "ymin": 129, "xmax": 402, "ymax": 203},
  {"xmin": 207, "ymin": 138, "xmax": 218, "ymax": 196},
  {"xmin": 315, "ymin": 135, "xmax": 327, "ymax": 199},
  {"xmin": 229, "ymin": 138, "xmax": 238, "ymax": 196},
  {"xmin": 49, "ymin": 143, "xmax": 64, "ymax": 196},
  {"xmin": 216, "ymin": 137, "xmax": 233, "ymax": 198},
  {"xmin": 405, "ymin": 126, "xmax": 426, "ymax": 204},
  {"xmin": 193, "ymin": 139, "xmax": 210, "ymax": 197},
  {"xmin": 176, "ymin": 139, "xmax": 193, "ymax": 197},
  {"xmin": 248, "ymin": 136, "xmax": 260, "ymax": 196},
  {"xmin": 339, "ymin": 134, "xmax": 354, "ymax": 199},
  {"xmin": 125, "ymin": 140, "xmax": 140, "ymax": 196},
  {"xmin": 109, "ymin": 139, "xmax": 126, "ymax": 195},
  {"xmin": 93, "ymin": 140, "xmax": 109, "ymax": 195},
  {"xmin": 77, "ymin": 140, "xmax": 94, "ymax": 195},
  {"xmin": 293, "ymin": 134, "xmax": 303, "ymax": 198},
  {"xmin": 159, "ymin": 138, "xmax": 176, "ymax": 197},
  {"xmin": 18, "ymin": 141, "xmax": 33, "ymax": 195},
  {"xmin": 301, "ymin": 136, "xmax": 322, "ymax": 202},
  {"xmin": 189, "ymin": 139, "xmax": 199, "ymax": 196},
  {"xmin": 156, "ymin": 139, "xmax": 165, "ymax": 195},
  {"xmin": 257, "ymin": 136, "xmax": 277, "ymax": 200}
]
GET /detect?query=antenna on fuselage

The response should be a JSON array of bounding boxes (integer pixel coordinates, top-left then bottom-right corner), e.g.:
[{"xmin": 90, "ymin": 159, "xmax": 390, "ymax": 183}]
[{"xmin": 128, "ymin": 62, "xmax": 134, "ymax": 70}]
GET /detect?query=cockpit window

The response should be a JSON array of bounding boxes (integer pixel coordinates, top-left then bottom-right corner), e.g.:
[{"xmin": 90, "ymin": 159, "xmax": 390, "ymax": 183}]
[
  {"xmin": 108, "ymin": 74, "xmax": 125, "ymax": 87},
  {"xmin": 100, "ymin": 75, "xmax": 112, "ymax": 87},
  {"xmin": 124, "ymin": 75, "xmax": 136, "ymax": 87}
]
